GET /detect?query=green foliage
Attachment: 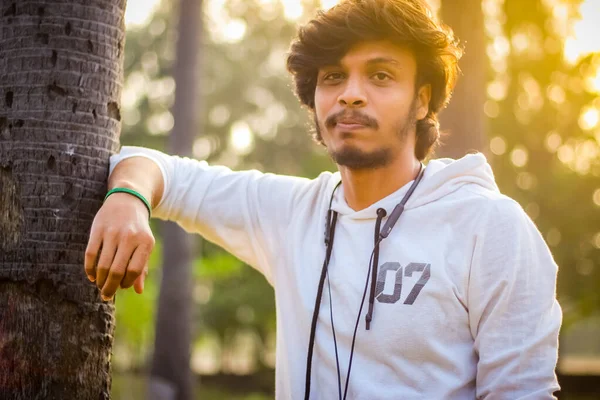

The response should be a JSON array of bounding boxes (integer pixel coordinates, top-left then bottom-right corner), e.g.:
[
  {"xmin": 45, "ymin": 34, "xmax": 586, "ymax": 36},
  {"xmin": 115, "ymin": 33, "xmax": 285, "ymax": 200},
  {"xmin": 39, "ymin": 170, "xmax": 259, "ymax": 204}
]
[
  {"xmin": 194, "ymin": 250, "xmax": 244, "ymax": 280},
  {"xmin": 120, "ymin": 0, "xmax": 335, "ymax": 176},
  {"xmin": 113, "ymin": 0, "xmax": 600, "ymax": 391},
  {"xmin": 197, "ymin": 252, "xmax": 276, "ymax": 335},
  {"xmin": 113, "ymin": 237, "xmax": 163, "ymax": 368},
  {"xmin": 115, "ymin": 0, "xmax": 328, "ymax": 374},
  {"xmin": 490, "ymin": 0, "xmax": 600, "ymax": 329},
  {"xmin": 112, "ymin": 373, "xmax": 271, "ymax": 400}
]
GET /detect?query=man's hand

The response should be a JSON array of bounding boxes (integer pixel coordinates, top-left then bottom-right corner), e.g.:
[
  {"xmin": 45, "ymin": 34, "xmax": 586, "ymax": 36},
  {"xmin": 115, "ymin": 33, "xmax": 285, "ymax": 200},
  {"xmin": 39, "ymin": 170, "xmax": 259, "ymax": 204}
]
[{"xmin": 85, "ymin": 193, "xmax": 155, "ymax": 300}]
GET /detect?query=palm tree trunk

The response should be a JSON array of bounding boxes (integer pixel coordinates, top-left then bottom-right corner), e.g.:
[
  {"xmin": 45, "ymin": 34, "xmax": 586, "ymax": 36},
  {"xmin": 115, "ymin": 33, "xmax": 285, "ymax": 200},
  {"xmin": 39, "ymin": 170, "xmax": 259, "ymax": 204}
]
[
  {"xmin": 149, "ymin": 0, "xmax": 203, "ymax": 399},
  {"xmin": 0, "ymin": 0, "xmax": 126, "ymax": 398},
  {"xmin": 438, "ymin": 0, "xmax": 487, "ymax": 159}
]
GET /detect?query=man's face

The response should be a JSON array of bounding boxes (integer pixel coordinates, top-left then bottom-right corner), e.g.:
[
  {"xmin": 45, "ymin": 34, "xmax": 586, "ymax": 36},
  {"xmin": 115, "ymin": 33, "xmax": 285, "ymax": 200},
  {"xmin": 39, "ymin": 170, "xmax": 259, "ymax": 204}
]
[{"xmin": 314, "ymin": 40, "xmax": 430, "ymax": 169}]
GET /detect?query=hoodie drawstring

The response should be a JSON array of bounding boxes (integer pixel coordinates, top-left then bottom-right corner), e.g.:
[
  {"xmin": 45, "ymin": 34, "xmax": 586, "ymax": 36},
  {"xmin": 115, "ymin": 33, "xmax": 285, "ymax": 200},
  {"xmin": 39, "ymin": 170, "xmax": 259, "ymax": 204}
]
[{"xmin": 365, "ymin": 208, "xmax": 386, "ymax": 330}]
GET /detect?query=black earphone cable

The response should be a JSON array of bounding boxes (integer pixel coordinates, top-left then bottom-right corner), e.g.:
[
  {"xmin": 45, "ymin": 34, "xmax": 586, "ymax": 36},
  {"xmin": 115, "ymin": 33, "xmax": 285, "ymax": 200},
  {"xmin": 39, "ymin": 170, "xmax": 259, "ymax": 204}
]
[
  {"xmin": 326, "ymin": 269, "xmax": 343, "ymax": 400},
  {"xmin": 304, "ymin": 165, "xmax": 425, "ymax": 399},
  {"xmin": 341, "ymin": 210, "xmax": 385, "ymax": 399},
  {"xmin": 304, "ymin": 189, "xmax": 340, "ymax": 400}
]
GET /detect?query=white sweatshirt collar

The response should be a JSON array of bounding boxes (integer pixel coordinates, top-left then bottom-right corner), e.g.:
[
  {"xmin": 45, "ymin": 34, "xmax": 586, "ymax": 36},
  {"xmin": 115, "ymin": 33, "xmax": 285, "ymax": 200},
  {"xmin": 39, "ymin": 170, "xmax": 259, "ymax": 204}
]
[{"xmin": 329, "ymin": 152, "xmax": 499, "ymax": 220}]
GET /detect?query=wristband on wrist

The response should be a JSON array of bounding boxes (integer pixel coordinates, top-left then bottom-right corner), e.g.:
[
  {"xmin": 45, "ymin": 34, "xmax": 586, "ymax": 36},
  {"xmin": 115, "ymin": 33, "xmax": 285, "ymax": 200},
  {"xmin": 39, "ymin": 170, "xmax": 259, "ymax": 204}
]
[{"xmin": 104, "ymin": 187, "xmax": 152, "ymax": 218}]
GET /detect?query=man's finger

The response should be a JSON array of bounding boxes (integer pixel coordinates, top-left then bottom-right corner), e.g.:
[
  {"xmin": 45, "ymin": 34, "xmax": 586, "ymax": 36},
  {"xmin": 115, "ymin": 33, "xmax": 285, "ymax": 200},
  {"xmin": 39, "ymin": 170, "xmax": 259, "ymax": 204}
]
[
  {"xmin": 95, "ymin": 235, "xmax": 117, "ymax": 290},
  {"xmin": 120, "ymin": 244, "xmax": 150, "ymax": 289},
  {"xmin": 101, "ymin": 240, "xmax": 136, "ymax": 300},
  {"xmin": 84, "ymin": 229, "xmax": 103, "ymax": 282},
  {"xmin": 133, "ymin": 265, "xmax": 148, "ymax": 294}
]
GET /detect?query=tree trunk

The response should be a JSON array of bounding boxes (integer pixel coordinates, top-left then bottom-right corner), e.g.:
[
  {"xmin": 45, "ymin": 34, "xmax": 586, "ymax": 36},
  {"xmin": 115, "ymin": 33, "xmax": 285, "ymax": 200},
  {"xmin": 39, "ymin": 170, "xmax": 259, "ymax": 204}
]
[
  {"xmin": 149, "ymin": 0, "xmax": 202, "ymax": 399},
  {"xmin": 437, "ymin": 0, "xmax": 487, "ymax": 159},
  {"xmin": 0, "ymin": 1, "xmax": 126, "ymax": 398}
]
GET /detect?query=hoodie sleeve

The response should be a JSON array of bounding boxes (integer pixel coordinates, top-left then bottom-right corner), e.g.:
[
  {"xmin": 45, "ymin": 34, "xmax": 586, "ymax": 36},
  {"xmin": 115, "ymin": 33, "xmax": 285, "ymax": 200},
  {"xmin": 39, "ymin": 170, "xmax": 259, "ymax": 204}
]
[
  {"xmin": 109, "ymin": 146, "xmax": 316, "ymax": 285},
  {"xmin": 468, "ymin": 198, "xmax": 562, "ymax": 399}
]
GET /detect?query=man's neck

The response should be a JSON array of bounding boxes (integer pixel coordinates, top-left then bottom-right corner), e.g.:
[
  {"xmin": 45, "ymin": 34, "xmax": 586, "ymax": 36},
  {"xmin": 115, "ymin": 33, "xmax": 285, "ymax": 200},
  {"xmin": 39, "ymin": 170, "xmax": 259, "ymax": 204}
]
[{"xmin": 339, "ymin": 152, "xmax": 421, "ymax": 211}]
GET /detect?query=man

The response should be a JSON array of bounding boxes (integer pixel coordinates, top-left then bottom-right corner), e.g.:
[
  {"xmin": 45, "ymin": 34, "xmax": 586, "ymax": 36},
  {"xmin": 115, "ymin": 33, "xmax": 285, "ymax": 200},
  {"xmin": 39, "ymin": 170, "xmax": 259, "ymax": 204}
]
[{"xmin": 85, "ymin": 0, "xmax": 562, "ymax": 398}]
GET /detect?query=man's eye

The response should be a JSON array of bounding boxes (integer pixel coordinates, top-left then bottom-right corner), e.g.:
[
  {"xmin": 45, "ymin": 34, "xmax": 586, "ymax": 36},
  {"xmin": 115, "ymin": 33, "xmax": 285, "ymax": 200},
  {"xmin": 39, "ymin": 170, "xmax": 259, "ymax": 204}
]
[
  {"xmin": 324, "ymin": 72, "xmax": 344, "ymax": 81},
  {"xmin": 373, "ymin": 72, "xmax": 392, "ymax": 81}
]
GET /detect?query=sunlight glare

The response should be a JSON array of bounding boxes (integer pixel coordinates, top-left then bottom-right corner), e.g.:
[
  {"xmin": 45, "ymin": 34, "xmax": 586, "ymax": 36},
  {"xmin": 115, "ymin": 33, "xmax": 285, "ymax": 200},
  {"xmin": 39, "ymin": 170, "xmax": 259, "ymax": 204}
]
[
  {"xmin": 321, "ymin": 0, "xmax": 340, "ymax": 10},
  {"xmin": 125, "ymin": 0, "xmax": 161, "ymax": 27},
  {"xmin": 579, "ymin": 107, "xmax": 600, "ymax": 131},
  {"xmin": 230, "ymin": 121, "xmax": 255, "ymax": 155},
  {"xmin": 282, "ymin": 0, "xmax": 304, "ymax": 20},
  {"xmin": 224, "ymin": 19, "xmax": 248, "ymax": 43},
  {"xmin": 585, "ymin": 63, "xmax": 600, "ymax": 93},
  {"xmin": 564, "ymin": 0, "xmax": 600, "ymax": 65},
  {"xmin": 319, "ymin": 0, "xmax": 439, "ymax": 13}
]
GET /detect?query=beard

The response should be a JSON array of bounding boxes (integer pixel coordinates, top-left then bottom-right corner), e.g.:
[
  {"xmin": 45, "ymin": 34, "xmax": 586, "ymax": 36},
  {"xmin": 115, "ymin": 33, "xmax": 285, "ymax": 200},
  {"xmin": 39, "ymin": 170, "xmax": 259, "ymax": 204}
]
[
  {"xmin": 327, "ymin": 140, "xmax": 393, "ymax": 170},
  {"xmin": 315, "ymin": 100, "xmax": 418, "ymax": 170}
]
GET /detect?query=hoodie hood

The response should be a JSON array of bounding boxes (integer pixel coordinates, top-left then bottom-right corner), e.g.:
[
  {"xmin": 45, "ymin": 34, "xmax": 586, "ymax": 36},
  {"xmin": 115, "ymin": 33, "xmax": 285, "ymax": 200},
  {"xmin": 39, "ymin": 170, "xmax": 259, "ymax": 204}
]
[{"xmin": 329, "ymin": 153, "xmax": 499, "ymax": 219}]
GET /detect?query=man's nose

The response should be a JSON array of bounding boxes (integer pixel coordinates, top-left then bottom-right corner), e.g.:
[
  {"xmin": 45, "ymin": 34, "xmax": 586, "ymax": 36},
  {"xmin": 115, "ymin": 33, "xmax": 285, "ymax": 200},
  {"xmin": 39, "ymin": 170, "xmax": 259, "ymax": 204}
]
[{"xmin": 337, "ymin": 78, "xmax": 367, "ymax": 108}]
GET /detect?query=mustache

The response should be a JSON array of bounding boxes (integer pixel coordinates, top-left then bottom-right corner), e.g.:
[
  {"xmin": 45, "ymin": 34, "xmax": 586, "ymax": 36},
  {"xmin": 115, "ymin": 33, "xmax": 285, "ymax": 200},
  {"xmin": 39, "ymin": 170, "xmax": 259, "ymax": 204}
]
[{"xmin": 325, "ymin": 111, "xmax": 379, "ymax": 129}]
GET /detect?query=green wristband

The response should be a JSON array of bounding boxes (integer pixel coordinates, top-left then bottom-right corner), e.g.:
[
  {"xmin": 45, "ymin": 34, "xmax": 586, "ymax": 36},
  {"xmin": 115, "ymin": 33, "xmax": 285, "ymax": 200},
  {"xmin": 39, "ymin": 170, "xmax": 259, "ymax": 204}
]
[{"xmin": 104, "ymin": 187, "xmax": 152, "ymax": 218}]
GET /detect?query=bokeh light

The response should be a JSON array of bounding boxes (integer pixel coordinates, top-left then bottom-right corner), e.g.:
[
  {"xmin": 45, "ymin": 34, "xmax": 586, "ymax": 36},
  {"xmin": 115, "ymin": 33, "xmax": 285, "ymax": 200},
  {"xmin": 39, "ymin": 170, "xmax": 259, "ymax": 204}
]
[
  {"xmin": 490, "ymin": 136, "xmax": 507, "ymax": 155},
  {"xmin": 579, "ymin": 106, "xmax": 600, "ymax": 131},
  {"xmin": 547, "ymin": 227, "xmax": 562, "ymax": 247},
  {"xmin": 510, "ymin": 146, "xmax": 529, "ymax": 167},
  {"xmin": 222, "ymin": 19, "xmax": 248, "ymax": 43},
  {"xmin": 230, "ymin": 121, "xmax": 255, "ymax": 155},
  {"xmin": 594, "ymin": 232, "xmax": 600, "ymax": 248},
  {"xmin": 545, "ymin": 132, "xmax": 562, "ymax": 153},
  {"xmin": 594, "ymin": 188, "xmax": 600, "ymax": 207}
]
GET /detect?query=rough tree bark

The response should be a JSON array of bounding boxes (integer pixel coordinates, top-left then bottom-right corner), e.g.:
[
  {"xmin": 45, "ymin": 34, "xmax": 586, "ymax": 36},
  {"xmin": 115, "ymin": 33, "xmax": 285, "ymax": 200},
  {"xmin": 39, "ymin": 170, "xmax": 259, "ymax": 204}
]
[
  {"xmin": 0, "ymin": 1, "xmax": 126, "ymax": 398},
  {"xmin": 437, "ymin": 0, "xmax": 487, "ymax": 159},
  {"xmin": 148, "ymin": 0, "xmax": 203, "ymax": 399}
]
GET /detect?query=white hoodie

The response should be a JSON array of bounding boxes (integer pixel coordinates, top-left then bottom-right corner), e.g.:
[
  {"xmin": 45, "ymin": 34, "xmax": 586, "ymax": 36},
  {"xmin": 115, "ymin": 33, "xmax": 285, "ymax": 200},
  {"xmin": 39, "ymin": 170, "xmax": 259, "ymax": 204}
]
[{"xmin": 110, "ymin": 146, "xmax": 562, "ymax": 399}]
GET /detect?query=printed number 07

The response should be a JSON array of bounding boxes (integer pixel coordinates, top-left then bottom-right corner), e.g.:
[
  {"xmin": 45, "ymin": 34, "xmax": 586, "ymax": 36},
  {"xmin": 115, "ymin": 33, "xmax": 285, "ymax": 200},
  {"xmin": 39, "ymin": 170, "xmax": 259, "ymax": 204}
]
[{"xmin": 374, "ymin": 262, "xmax": 431, "ymax": 305}]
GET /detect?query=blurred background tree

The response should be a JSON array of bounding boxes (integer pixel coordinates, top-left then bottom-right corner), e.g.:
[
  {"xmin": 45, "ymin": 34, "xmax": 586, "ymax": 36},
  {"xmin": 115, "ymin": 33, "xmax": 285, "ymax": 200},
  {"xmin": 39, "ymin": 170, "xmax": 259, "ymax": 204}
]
[
  {"xmin": 0, "ymin": 0, "xmax": 126, "ymax": 398},
  {"xmin": 111, "ymin": 0, "xmax": 600, "ymax": 398},
  {"xmin": 438, "ymin": 0, "xmax": 487, "ymax": 158},
  {"xmin": 147, "ymin": 0, "xmax": 202, "ymax": 399}
]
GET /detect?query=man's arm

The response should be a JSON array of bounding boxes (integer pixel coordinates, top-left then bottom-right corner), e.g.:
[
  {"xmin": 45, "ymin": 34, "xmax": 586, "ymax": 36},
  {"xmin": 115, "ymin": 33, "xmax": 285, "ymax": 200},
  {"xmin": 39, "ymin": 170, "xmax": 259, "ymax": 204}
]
[
  {"xmin": 108, "ymin": 154, "xmax": 165, "ymax": 209},
  {"xmin": 85, "ymin": 154, "xmax": 164, "ymax": 300},
  {"xmin": 468, "ymin": 198, "xmax": 562, "ymax": 399},
  {"xmin": 85, "ymin": 146, "xmax": 323, "ymax": 300}
]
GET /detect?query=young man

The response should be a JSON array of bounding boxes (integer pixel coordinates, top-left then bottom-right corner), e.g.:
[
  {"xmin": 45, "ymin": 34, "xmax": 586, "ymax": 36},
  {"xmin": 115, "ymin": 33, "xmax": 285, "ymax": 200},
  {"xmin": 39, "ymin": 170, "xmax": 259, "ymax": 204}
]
[{"xmin": 85, "ymin": 0, "xmax": 562, "ymax": 398}]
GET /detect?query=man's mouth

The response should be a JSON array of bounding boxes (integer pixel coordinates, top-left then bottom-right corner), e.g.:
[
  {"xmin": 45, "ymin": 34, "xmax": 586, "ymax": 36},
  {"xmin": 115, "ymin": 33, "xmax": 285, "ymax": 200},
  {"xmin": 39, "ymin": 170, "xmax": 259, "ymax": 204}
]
[
  {"xmin": 324, "ymin": 111, "xmax": 378, "ymax": 131},
  {"xmin": 335, "ymin": 118, "xmax": 370, "ymax": 131},
  {"xmin": 335, "ymin": 122, "xmax": 368, "ymax": 130}
]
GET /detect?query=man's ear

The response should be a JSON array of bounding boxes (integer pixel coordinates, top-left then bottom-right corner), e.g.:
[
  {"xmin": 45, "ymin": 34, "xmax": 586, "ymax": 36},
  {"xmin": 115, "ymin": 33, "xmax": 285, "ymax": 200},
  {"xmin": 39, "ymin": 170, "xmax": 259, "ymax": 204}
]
[{"xmin": 416, "ymin": 84, "xmax": 431, "ymax": 120}]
